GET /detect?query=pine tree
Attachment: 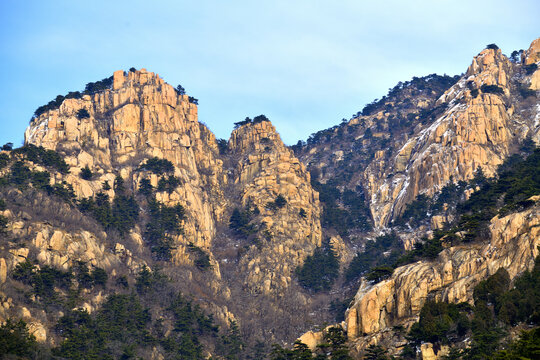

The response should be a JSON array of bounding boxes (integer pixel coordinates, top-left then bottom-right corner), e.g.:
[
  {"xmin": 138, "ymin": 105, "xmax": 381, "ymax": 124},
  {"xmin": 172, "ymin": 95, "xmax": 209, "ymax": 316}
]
[{"xmin": 364, "ymin": 344, "xmax": 390, "ymax": 360}]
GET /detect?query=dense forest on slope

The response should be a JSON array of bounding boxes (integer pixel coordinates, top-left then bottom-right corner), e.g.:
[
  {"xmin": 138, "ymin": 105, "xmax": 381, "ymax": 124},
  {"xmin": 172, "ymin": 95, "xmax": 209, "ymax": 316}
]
[{"xmin": 2, "ymin": 265, "xmax": 245, "ymax": 359}]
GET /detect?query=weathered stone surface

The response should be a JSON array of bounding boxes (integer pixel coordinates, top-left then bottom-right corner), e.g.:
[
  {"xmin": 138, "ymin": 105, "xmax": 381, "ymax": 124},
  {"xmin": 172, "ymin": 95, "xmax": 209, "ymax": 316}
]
[
  {"xmin": 230, "ymin": 120, "xmax": 322, "ymax": 294},
  {"xmin": 28, "ymin": 322, "xmax": 47, "ymax": 343},
  {"xmin": 370, "ymin": 47, "xmax": 516, "ymax": 227},
  {"xmin": 345, "ymin": 203, "xmax": 540, "ymax": 350},
  {"xmin": 298, "ymin": 330, "xmax": 324, "ymax": 351},
  {"xmin": 25, "ymin": 69, "xmax": 224, "ymax": 266},
  {"xmin": 530, "ymin": 69, "xmax": 540, "ymax": 90},
  {"xmin": 524, "ymin": 37, "xmax": 540, "ymax": 65},
  {"xmin": 0, "ymin": 258, "xmax": 6, "ymax": 283},
  {"xmin": 347, "ymin": 308, "xmax": 358, "ymax": 340},
  {"xmin": 420, "ymin": 343, "xmax": 436, "ymax": 360}
]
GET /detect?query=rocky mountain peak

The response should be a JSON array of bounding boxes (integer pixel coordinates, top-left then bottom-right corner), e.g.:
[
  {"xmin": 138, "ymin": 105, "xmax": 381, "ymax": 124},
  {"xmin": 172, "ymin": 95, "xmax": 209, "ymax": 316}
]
[
  {"xmin": 524, "ymin": 37, "xmax": 540, "ymax": 65},
  {"xmin": 1, "ymin": 37, "xmax": 539, "ymax": 359},
  {"xmin": 112, "ymin": 68, "xmax": 163, "ymax": 90},
  {"xmin": 369, "ymin": 40, "xmax": 539, "ymax": 227},
  {"xmin": 466, "ymin": 46, "xmax": 508, "ymax": 79},
  {"xmin": 22, "ymin": 67, "xmax": 225, "ymax": 264},
  {"xmin": 229, "ymin": 118, "xmax": 285, "ymax": 154},
  {"xmin": 6, "ymin": 68, "xmax": 327, "ymax": 346},
  {"xmin": 24, "ymin": 68, "xmax": 200, "ymax": 162}
]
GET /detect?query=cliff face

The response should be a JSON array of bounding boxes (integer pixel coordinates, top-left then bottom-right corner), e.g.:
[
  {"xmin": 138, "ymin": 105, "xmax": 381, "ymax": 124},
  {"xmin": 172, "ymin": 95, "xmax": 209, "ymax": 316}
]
[
  {"xmin": 299, "ymin": 40, "xmax": 540, "ymax": 230},
  {"xmin": 228, "ymin": 120, "xmax": 321, "ymax": 294},
  {"xmin": 345, "ymin": 201, "xmax": 540, "ymax": 349},
  {"xmin": 380, "ymin": 47, "xmax": 515, "ymax": 226},
  {"xmin": 2, "ymin": 69, "xmax": 324, "ymax": 345},
  {"xmin": 25, "ymin": 69, "xmax": 224, "ymax": 256}
]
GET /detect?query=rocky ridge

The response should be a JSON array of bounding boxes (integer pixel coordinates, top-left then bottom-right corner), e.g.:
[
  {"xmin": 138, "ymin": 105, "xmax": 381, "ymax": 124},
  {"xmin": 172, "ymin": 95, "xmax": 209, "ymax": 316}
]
[
  {"xmin": 228, "ymin": 120, "xmax": 321, "ymax": 294},
  {"xmin": 299, "ymin": 40, "xmax": 540, "ymax": 231},
  {"xmin": 296, "ymin": 38, "xmax": 540, "ymax": 359},
  {"xmin": 382, "ymin": 47, "xmax": 518, "ymax": 226},
  {"xmin": 0, "ymin": 37, "xmax": 538, "ymax": 358},
  {"xmin": 1, "ymin": 68, "xmax": 324, "ymax": 346},
  {"xmin": 345, "ymin": 200, "xmax": 540, "ymax": 355}
]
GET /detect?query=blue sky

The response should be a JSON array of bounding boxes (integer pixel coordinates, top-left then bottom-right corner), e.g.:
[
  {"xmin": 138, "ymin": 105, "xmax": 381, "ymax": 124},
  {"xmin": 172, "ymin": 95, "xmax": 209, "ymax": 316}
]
[{"xmin": 0, "ymin": 0, "xmax": 538, "ymax": 146}]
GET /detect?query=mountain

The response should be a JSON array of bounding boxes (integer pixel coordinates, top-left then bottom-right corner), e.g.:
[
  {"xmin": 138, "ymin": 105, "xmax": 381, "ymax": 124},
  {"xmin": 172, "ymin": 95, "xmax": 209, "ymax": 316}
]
[
  {"xmin": 297, "ymin": 39, "xmax": 540, "ymax": 358},
  {"xmin": 0, "ymin": 38, "xmax": 539, "ymax": 359},
  {"xmin": 297, "ymin": 40, "xmax": 540, "ymax": 231}
]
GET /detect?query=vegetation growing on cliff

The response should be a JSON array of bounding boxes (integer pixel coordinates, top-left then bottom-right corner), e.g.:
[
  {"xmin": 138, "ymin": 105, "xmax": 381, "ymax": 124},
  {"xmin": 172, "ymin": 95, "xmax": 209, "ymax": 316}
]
[
  {"xmin": 138, "ymin": 157, "xmax": 175, "ymax": 175},
  {"xmin": 344, "ymin": 146, "xmax": 539, "ymax": 291},
  {"xmin": 399, "ymin": 146, "xmax": 539, "ymax": 229},
  {"xmin": 270, "ymin": 326, "xmax": 352, "ymax": 359},
  {"xmin": 344, "ymin": 232, "xmax": 402, "ymax": 283},
  {"xmin": 296, "ymin": 241, "xmax": 339, "ymax": 292},
  {"xmin": 395, "ymin": 147, "xmax": 539, "ymax": 251},
  {"xmin": 80, "ymin": 165, "xmax": 93, "ymax": 180},
  {"xmin": 0, "ymin": 198, "xmax": 7, "ymax": 235},
  {"xmin": 310, "ymin": 178, "xmax": 372, "ymax": 237},
  {"xmin": 357, "ymin": 74, "xmax": 460, "ymax": 118},
  {"xmin": 12, "ymin": 144, "xmax": 70, "ymax": 174},
  {"xmin": 233, "ymin": 114, "xmax": 270, "ymax": 128},
  {"xmin": 54, "ymin": 291, "xmax": 220, "ymax": 360},
  {"xmin": 0, "ymin": 319, "xmax": 40, "ymax": 358},
  {"xmin": 0, "ymin": 145, "xmax": 75, "ymax": 202},
  {"xmin": 296, "ymin": 75, "xmax": 462, "ymax": 241},
  {"xmin": 5, "ymin": 261, "xmax": 245, "ymax": 359},
  {"xmin": 31, "ymin": 76, "xmax": 113, "ymax": 120},
  {"xmin": 144, "ymin": 197, "xmax": 186, "ymax": 261},
  {"xmin": 187, "ymin": 243, "xmax": 212, "ymax": 271},
  {"xmin": 6, "ymin": 45, "xmax": 540, "ymax": 359},
  {"xmin": 405, "ymin": 252, "xmax": 540, "ymax": 359},
  {"xmin": 78, "ymin": 176, "xmax": 139, "ymax": 235}
]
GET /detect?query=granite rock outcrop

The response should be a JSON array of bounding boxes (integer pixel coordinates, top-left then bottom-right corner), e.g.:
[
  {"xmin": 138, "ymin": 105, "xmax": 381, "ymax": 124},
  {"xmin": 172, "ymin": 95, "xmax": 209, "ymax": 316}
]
[
  {"xmin": 344, "ymin": 201, "xmax": 539, "ymax": 354},
  {"xmin": 2, "ymin": 68, "xmax": 324, "ymax": 345}
]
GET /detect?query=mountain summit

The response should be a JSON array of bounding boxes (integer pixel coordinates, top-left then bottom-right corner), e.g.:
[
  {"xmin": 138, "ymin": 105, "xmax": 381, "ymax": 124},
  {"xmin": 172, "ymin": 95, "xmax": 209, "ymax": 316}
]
[{"xmin": 0, "ymin": 38, "xmax": 539, "ymax": 359}]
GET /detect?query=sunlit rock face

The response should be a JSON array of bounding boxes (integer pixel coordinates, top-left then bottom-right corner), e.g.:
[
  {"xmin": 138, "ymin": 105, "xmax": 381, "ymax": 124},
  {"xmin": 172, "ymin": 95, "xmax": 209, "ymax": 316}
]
[
  {"xmin": 370, "ymin": 46, "xmax": 522, "ymax": 227},
  {"xmin": 11, "ymin": 68, "xmax": 324, "ymax": 345},
  {"xmin": 25, "ymin": 69, "xmax": 223, "ymax": 259},
  {"xmin": 299, "ymin": 38, "xmax": 540, "ymax": 230},
  {"xmin": 229, "ymin": 119, "xmax": 322, "ymax": 294},
  {"xmin": 343, "ymin": 202, "xmax": 539, "ymax": 355}
]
